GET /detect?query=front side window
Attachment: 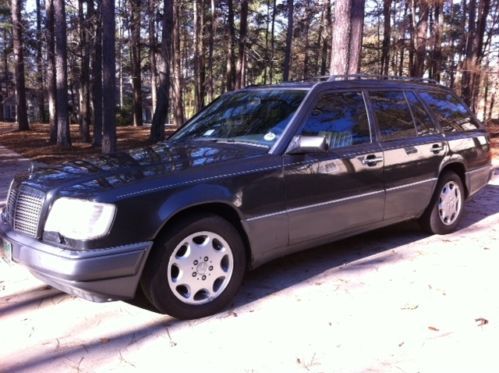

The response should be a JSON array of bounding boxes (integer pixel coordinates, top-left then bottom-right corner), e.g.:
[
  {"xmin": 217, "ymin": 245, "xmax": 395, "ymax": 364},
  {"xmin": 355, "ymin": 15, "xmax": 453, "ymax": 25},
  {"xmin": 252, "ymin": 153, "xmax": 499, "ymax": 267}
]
[
  {"xmin": 300, "ymin": 91, "xmax": 370, "ymax": 149},
  {"xmin": 170, "ymin": 89, "xmax": 307, "ymax": 148},
  {"xmin": 405, "ymin": 91, "xmax": 438, "ymax": 136},
  {"xmin": 369, "ymin": 91, "xmax": 416, "ymax": 141},
  {"xmin": 418, "ymin": 90, "xmax": 479, "ymax": 133}
]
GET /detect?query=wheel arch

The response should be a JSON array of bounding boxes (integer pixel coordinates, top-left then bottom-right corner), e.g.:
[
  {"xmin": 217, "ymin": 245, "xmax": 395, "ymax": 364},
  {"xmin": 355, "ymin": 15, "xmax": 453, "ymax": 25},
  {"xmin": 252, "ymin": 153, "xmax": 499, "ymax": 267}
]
[
  {"xmin": 153, "ymin": 201, "xmax": 253, "ymax": 270},
  {"xmin": 439, "ymin": 161, "xmax": 469, "ymax": 198}
]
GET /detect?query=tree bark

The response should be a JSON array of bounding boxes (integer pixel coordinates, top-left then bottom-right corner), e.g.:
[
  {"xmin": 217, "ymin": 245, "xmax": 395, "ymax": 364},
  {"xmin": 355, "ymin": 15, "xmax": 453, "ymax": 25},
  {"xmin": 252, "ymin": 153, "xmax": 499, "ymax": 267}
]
[
  {"xmin": 78, "ymin": 0, "xmax": 91, "ymax": 142},
  {"xmin": 381, "ymin": 0, "xmax": 392, "ymax": 75},
  {"xmin": 430, "ymin": 2, "xmax": 443, "ymax": 81},
  {"xmin": 411, "ymin": 0, "xmax": 429, "ymax": 77},
  {"xmin": 236, "ymin": 0, "xmax": 248, "ymax": 89},
  {"xmin": 90, "ymin": 0, "xmax": 103, "ymax": 147},
  {"xmin": 226, "ymin": 0, "xmax": 236, "ymax": 91},
  {"xmin": 149, "ymin": 0, "xmax": 158, "ymax": 115},
  {"xmin": 11, "ymin": 0, "xmax": 30, "ymax": 131},
  {"xmin": 102, "ymin": 0, "xmax": 117, "ymax": 153},
  {"xmin": 320, "ymin": 0, "xmax": 332, "ymax": 75},
  {"xmin": 54, "ymin": 0, "xmax": 71, "ymax": 147},
  {"xmin": 45, "ymin": 0, "xmax": 57, "ymax": 143},
  {"xmin": 194, "ymin": 0, "xmax": 206, "ymax": 109},
  {"xmin": 172, "ymin": 0, "xmax": 184, "ymax": 127},
  {"xmin": 269, "ymin": 0, "xmax": 277, "ymax": 83},
  {"xmin": 283, "ymin": 0, "xmax": 294, "ymax": 81},
  {"xmin": 207, "ymin": 0, "xmax": 216, "ymax": 100},
  {"xmin": 329, "ymin": 0, "xmax": 366, "ymax": 75},
  {"xmin": 35, "ymin": 0, "xmax": 45, "ymax": 122},
  {"xmin": 131, "ymin": 0, "xmax": 143, "ymax": 126},
  {"xmin": 150, "ymin": 0, "xmax": 173, "ymax": 142},
  {"xmin": 302, "ymin": 0, "xmax": 311, "ymax": 80}
]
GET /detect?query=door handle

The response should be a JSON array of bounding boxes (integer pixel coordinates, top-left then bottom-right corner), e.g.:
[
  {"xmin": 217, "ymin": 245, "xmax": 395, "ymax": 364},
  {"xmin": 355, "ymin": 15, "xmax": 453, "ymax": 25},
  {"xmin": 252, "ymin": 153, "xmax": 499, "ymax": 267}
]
[
  {"xmin": 431, "ymin": 143, "xmax": 444, "ymax": 153},
  {"xmin": 361, "ymin": 154, "xmax": 383, "ymax": 166}
]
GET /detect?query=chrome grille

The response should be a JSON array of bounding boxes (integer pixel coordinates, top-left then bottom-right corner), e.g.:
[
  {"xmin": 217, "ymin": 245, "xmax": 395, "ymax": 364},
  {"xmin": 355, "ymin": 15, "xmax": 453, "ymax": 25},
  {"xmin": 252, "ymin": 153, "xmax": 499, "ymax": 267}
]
[{"xmin": 7, "ymin": 183, "xmax": 45, "ymax": 237}]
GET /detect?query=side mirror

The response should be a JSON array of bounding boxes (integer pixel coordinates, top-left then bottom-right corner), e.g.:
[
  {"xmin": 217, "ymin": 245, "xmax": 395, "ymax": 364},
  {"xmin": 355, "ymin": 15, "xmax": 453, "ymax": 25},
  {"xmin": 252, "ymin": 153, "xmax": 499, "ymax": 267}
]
[{"xmin": 286, "ymin": 135, "xmax": 329, "ymax": 154}]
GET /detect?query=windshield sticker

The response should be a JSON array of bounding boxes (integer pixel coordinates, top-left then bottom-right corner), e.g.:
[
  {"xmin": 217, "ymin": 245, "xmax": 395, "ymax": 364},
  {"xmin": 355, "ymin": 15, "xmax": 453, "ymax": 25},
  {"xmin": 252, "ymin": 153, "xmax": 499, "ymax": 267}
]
[
  {"xmin": 263, "ymin": 132, "xmax": 276, "ymax": 141},
  {"xmin": 203, "ymin": 129, "xmax": 215, "ymax": 137}
]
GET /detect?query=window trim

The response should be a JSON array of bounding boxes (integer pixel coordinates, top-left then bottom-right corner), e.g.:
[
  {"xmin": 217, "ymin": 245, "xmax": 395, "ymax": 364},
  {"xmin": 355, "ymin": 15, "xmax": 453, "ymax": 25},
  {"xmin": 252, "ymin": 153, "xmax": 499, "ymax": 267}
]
[
  {"xmin": 366, "ymin": 89, "xmax": 418, "ymax": 143},
  {"xmin": 290, "ymin": 88, "xmax": 374, "ymax": 152},
  {"xmin": 404, "ymin": 90, "xmax": 441, "ymax": 137}
]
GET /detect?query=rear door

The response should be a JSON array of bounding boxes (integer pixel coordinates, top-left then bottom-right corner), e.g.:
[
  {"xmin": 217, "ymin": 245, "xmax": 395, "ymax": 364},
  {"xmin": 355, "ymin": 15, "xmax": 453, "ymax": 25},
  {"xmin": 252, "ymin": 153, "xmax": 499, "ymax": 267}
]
[
  {"xmin": 283, "ymin": 90, "xmax": 385, "ymax": 245},
  {"xmin": 367, "ymin": 90, "xmax": 444, "ymax": 221}
]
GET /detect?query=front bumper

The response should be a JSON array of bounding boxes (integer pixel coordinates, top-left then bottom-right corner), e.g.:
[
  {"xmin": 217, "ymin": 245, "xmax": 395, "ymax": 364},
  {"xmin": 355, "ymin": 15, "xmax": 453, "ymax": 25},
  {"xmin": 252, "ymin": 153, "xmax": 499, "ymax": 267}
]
[{"xmin": 0, "ymin": 219, "xmax": 153, "ymax": 302}]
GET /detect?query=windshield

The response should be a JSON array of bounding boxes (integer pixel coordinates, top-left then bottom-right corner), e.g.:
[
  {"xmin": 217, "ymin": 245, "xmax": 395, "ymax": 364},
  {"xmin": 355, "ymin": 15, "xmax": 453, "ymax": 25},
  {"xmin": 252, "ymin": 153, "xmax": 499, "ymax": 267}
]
[{"xmin": 170, "ymin": 89, "xmax": 307, "ymax": 148}]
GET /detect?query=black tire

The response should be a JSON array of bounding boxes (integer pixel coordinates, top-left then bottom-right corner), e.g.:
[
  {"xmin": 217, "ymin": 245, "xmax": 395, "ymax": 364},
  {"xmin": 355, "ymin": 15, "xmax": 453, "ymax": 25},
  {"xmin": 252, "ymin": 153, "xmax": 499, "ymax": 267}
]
[
  {"xmin": 141, "ymin": 213, "xmax": 246, "ymax": 319},
  {"xmin": 419, "ymin": 171, "xmax": 465, "ymax": 235}
]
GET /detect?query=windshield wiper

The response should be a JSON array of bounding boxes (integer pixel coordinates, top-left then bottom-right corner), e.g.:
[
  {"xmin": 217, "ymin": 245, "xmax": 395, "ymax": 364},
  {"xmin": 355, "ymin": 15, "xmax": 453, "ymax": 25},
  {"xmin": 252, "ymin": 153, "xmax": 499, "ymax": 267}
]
[{"xmin": 214, "ymin": 139, "xmax": 270, "ymax": 149}]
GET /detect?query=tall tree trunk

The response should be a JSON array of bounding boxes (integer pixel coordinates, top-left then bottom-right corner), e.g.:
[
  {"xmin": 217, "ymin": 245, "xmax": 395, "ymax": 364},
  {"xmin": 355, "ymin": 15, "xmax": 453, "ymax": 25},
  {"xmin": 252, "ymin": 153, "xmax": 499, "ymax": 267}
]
[
  {"xmin": 172, "ymin": 0, "xmax": 184, "ymax": 127},
  {"xmin": 35, "ymin": 0, "xmax": 45, "ymax": 122},
  {"xmin": 431, "ymin": 2, "xmax": 443, "ymax": 81},
  {"xmin": 90, "ymin": 0, "xmax": 103, "ymax": 147},
  {"xmin": 320, "ymin": 0, "xmax": 332, "ymax": 75},
  {"xmin": 194, "ymin": 0, "xmax": 206, "ymax": 109},
  {"xmin": 302, "ymin": 0, "xmax": 311, "ymax": 80},
  {"xmin": 411, "ymin": 0, "xmax": 429, "ymax": 77},
  {"xmin": 11, "ymin": 0, "xmax": 29, "ymax": 131},
  {"xmin": 54, "ymin": 0, "xmax": 71, "ymax": 147},
  {"xmin": 150, "ymin": 0, "xmax": 173, "ymax": 142},
  {"xmin": 78, "ymin": 0, "xmax": 91, "ymax": 142},
  {"xmin": 117, "ymin": 0, "xmax": 124, "ymax": 109},
  {"xmin": 46, "ymin": 0, "xmax": 57, "ymax": 143},
  {"xmin": 381, "ymin": 0, "xmax": 392, "ymax": 75},
  {"xmin": 470, "ymin": 0, "xmax": 491, "ymax": 110},
  {"xmin": 283, "ymin": 0, "xmax": 294, "ymax": 81},
  {"xmin": 330, "ymin": 0, "xmax": 366, "ymax": 75},
  {"xmin": 207, "ymin": 0, "xmax": 216, "ymax": 100},
  {"xmin": 269, "ymin": 0, "xmax": 277, "ymax": 83},
  {"xmin": 226, "ymin": 0, "xmax": 236, "ymax": 91},
  {"xmin": 149, "ymin": 0, "xmax": 158, "ymax": 115},
  {"xmin": 102, "ymin": 0, "xmax": 117, "ymax": 153},
  {"xmin": 236, "ymin": 0, "xmax": 248, "ymax": 89},
  {"xmin": 131, "ymin": 0, "xmax": 143, "ymax": 126}
]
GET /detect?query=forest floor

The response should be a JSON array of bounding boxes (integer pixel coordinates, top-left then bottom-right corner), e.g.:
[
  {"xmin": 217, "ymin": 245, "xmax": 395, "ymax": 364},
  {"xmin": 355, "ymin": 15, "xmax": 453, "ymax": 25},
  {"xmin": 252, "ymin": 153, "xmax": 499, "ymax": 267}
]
[
  {"xmin": 0, "ymin": 120, "xmax": 499, "ymax": 163},
  {"xmin": 0, "ymin": 122, "xmax": 155, "ymax": 164}
]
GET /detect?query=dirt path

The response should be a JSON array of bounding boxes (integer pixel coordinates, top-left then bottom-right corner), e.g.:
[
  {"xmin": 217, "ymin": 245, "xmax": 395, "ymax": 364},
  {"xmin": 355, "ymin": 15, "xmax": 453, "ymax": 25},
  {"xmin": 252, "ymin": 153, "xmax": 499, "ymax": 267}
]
[{"xmin": 1, "ymin": 148, "xmax": 498, "ymax": 372}]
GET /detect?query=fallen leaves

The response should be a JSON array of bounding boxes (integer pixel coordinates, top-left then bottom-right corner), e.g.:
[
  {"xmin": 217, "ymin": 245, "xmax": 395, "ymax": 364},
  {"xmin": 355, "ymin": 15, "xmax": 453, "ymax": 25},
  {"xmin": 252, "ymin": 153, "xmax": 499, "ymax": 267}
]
[{"xmin": 475, "ymin": 318, "xmax": 489, "ymax": 326}]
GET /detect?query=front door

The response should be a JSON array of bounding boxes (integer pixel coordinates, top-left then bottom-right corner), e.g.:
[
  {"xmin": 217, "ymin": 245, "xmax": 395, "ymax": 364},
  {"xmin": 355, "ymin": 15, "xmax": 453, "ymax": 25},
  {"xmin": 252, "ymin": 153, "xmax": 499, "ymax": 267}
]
[{"xmin": 283, "ymin": 90, "xmax": 385, "ymax": 245}]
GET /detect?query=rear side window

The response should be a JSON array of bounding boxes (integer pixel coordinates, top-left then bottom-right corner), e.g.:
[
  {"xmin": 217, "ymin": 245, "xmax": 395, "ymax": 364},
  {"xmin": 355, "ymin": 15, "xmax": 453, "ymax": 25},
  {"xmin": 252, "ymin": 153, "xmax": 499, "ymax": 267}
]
[
  {"xmin": 405, "ymin": 91, "xmax": 438, "ymax": 136},
  {"xmin": 419, "ymin": 90, "xmax": 479, "ymax": 132},
  {"xmin": 300, "ymin": 91, "xmax": 370, "ymax": 149},
  {"xmin": 369, "ymin": 91, "xmax": 416, "ymax": 141}
]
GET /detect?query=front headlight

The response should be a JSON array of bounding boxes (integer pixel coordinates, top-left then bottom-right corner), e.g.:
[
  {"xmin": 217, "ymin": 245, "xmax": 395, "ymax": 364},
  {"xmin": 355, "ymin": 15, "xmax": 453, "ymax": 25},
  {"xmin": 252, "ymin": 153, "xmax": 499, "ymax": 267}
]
[{"xmin": 44, "ymin": 197, "xmax": 116, "ymax": 240}]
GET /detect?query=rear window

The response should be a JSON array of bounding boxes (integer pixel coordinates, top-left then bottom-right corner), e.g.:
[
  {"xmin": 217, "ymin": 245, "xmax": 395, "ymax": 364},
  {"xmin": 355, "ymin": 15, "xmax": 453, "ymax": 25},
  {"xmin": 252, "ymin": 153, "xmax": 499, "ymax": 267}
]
[
  {"xmin": 405, "ymin": 91, "xmax": 438, "ymax": 136},
  {"xmin": 368, "ymin": 91, "xmax": 416, "ymax": 141},
  {"xmin": 418, "ymin": 90, "xmax": 480, "ymax": 133}
]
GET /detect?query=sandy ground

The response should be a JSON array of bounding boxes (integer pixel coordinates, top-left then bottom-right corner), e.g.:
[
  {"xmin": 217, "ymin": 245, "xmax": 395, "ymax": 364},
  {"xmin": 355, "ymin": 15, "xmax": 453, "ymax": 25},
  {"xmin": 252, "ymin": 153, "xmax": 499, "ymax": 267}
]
[{"xmin": 1, "ymin": 144, "xmax": 499, "ymax": 373}]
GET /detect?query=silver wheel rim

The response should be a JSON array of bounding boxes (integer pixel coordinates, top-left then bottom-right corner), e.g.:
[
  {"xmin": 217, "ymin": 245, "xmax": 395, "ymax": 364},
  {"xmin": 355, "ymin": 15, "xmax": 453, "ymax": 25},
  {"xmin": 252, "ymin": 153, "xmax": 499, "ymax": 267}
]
[
  {"xmin": 167, "ymin": 231, "xmax": 234, "ymax": 305},
  {"xmin": 438, "ymin": 181, "xmax": 462, "ymax": 226}
]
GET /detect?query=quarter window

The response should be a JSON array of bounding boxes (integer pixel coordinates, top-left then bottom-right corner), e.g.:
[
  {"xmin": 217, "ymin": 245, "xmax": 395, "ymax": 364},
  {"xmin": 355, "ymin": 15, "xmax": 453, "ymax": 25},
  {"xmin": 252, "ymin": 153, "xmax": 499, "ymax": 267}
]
[
  {"xmin": 369, "ymin": 91, "xmax": 416, "ymax": 141},
  {"xmin": 300, "ymin": 91, "xmax": 370, "ymax": 149},
  {"xmin": 405, "ymin": 91, "xmax": 438, "ymax": 136},
  {"xmin": 419, "ymin": 90, "xmax": 479, "ymax": 132}
]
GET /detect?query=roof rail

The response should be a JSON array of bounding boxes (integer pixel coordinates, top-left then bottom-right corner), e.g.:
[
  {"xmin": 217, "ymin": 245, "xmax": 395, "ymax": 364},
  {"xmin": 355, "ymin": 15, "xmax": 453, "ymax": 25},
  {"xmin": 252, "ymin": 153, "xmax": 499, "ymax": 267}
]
[{"xmin": 322, "ymin": 74, "xmax": 438, "ymax": 84}]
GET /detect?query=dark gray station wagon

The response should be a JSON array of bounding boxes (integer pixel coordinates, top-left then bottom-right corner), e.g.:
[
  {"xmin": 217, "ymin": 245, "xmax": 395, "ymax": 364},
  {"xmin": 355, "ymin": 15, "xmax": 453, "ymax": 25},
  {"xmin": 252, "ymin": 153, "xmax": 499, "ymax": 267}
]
[{"xmin": 1, "ymin": 76, "xmax": 493, "ymax": 319}]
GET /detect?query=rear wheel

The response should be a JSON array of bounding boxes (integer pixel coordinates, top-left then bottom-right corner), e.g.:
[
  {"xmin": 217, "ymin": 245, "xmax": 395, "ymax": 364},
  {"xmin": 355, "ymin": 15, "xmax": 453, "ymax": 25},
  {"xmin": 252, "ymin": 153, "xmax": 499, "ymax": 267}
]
[
  {"xmin": 419, "ymin": 171, "xmax": 464, "ymax": 235},
  {"xmin": 141, "ymin": 213, "xmax": 246, "ymax": 319}
]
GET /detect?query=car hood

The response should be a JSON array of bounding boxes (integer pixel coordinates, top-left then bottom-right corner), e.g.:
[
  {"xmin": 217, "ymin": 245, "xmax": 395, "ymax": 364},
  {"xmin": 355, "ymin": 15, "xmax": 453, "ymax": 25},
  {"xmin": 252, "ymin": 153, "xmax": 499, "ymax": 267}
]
[{"xmin": 19, "ymin": 141, "xmax": 268, "ymax": 196}]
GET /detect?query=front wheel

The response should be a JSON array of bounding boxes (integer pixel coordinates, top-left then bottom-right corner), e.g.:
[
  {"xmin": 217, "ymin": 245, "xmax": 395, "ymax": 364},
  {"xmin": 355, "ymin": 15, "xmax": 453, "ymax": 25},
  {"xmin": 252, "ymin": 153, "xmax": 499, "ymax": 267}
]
[
  {"xmin": 141, "ymin": 213, "xmax": 246, "ymax": 319},
  {"xmin": 419, "ymin": 171, "xmax": 465, "ymax": 235}
]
